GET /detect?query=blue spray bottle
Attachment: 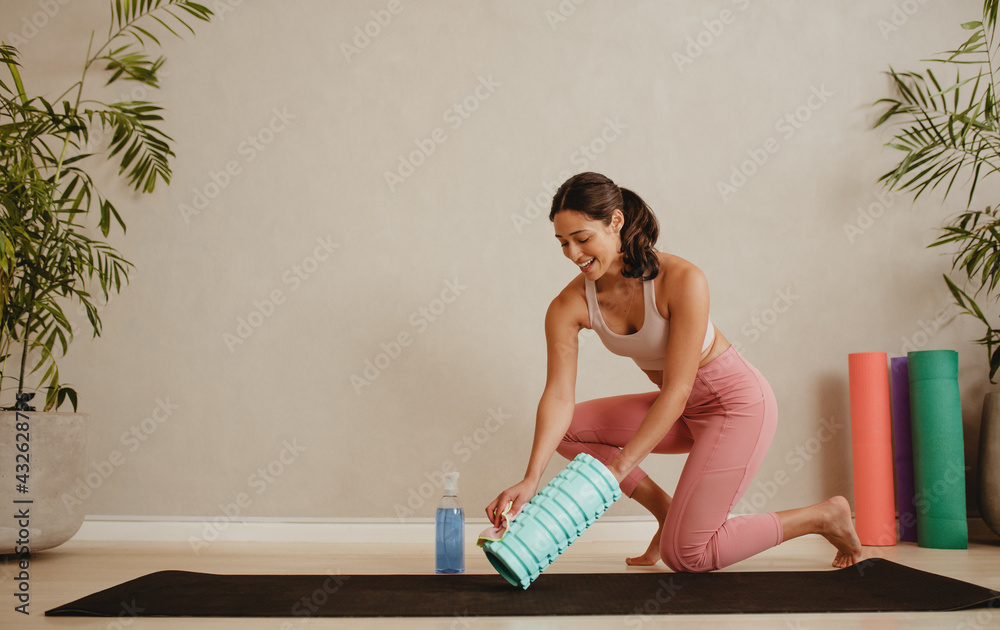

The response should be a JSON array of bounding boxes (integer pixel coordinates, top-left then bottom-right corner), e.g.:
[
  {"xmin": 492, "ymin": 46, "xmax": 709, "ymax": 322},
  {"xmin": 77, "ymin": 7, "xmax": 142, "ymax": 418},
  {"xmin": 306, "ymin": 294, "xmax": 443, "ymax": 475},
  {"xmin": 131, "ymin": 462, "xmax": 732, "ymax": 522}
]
[{"xmin": 435, "ymin": 472, "xmax": 465, "ymax": 574}]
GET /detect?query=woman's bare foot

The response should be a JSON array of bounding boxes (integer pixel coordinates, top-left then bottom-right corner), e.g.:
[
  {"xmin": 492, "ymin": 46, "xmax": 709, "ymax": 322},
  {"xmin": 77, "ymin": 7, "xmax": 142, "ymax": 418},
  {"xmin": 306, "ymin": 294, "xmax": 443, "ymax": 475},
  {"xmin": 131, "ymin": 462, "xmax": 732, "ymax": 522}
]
[
  {"xmin": 625, "ymin": 517, "xmax": 665, "ymax": 566},
  {"xmin": 817, "ymin": 496, "xmax": 863, "ymax": 568},
  {"xmin": 625, "ymin": 477, "xmax": 671, "ymax": 566},
  {"xmin": 777, "ymin": 495, "xmax": 863, "ymax": 569}
]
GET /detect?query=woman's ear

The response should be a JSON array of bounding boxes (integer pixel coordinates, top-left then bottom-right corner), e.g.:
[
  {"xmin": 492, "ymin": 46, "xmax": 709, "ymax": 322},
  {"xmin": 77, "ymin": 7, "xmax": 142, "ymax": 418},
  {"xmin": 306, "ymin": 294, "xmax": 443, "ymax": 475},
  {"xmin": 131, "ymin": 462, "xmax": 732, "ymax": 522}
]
[{"xmin": 611, "ymin": 208, "xmax": 625, "ymax": 232}]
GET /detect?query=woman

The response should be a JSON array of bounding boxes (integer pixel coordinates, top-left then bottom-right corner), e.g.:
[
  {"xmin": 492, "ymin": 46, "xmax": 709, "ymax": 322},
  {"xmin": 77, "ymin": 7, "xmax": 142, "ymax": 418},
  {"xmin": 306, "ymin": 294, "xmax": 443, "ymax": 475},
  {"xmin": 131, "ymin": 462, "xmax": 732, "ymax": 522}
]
[{"xmin": 485, "ymin": 172, "xmax": 862, "ymax": 572}]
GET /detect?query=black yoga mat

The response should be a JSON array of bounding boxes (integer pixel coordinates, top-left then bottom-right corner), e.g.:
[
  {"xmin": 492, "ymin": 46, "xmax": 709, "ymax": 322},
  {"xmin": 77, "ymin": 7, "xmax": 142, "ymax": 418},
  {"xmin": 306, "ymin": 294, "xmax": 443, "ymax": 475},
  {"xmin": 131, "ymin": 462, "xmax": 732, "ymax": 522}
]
[{"xmin": 47, "ymin": 558, "xmax": 1000, "ymax": 618}]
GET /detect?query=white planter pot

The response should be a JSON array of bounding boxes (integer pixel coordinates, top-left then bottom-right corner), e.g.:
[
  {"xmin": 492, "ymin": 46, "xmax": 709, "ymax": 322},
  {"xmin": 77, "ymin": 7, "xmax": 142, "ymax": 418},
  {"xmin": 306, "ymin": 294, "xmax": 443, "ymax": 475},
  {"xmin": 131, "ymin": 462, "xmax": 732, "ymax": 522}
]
[
  {"xmin": 982, "ymin": 393, "xmax": 1000, "ymax": 537},
  {"xmin": 0, "ymin": 411, "xmax": 88, "ymax": 554}
]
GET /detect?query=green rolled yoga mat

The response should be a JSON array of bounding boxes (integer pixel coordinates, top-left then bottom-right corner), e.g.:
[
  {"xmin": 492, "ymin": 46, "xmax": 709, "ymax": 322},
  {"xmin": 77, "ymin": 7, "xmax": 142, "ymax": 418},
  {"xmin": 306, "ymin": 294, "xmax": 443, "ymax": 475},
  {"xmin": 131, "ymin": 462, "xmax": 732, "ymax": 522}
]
[{"xmin": 907, "ymin": 350, "xmax": 968, "ymax": 549}]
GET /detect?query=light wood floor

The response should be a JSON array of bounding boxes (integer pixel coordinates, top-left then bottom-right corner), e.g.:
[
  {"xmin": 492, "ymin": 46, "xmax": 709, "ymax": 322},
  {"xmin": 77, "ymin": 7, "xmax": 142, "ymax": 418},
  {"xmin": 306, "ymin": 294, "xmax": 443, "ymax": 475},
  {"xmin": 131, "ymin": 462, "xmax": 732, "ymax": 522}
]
[{"xmin": 2, "ymin": 532, "xmax": 1000, "ymax": 629}]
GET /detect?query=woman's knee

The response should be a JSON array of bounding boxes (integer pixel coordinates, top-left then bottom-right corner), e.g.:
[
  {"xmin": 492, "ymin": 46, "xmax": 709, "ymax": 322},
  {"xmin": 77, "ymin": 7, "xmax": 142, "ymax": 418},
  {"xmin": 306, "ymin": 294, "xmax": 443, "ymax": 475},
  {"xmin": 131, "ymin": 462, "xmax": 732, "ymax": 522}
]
[
  {"xmin": 554, "ymin": 437, "xmax": 577, "ymax": 460},
  {"xmin": 660, "ymin": 529, "xmax": 718, "ymax": 573},
  {"xmin": 661, "ymin": 547, "xmax": 716, "ymax": 573},
  {"xmin": 559, "ymin": 403, "xmax": 598, "ymax": 448}
]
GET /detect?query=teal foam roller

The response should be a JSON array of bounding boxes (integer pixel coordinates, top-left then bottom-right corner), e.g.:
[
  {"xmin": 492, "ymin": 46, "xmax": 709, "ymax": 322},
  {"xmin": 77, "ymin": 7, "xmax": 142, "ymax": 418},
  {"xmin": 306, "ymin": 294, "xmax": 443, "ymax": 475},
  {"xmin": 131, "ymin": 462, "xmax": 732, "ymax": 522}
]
[{"xmin": 482, "ymin": 453, "xmax": 621, "ymax": 589}]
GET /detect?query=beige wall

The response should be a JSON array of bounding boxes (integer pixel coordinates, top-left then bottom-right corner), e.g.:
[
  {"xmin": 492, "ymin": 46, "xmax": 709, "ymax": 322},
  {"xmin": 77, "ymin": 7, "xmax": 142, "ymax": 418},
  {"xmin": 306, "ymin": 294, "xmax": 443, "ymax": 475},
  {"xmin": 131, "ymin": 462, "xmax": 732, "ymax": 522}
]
[{"xmin": 4, "ymin": 0, "xmax": 991, "ymax": 522}]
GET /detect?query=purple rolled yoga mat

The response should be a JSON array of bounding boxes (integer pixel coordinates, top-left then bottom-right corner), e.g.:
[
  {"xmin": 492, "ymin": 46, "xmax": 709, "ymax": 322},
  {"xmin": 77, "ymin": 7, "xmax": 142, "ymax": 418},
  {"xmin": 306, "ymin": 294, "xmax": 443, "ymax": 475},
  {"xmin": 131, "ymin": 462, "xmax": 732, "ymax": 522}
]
[{"xmin": 890, "ymin": 357, "xmax": 917, "ymax": 542}]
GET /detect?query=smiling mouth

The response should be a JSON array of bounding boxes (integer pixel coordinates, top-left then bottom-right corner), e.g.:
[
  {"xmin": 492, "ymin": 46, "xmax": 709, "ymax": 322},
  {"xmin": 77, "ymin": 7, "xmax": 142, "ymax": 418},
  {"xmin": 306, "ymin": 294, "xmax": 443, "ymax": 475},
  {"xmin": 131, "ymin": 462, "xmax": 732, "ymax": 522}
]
[{"xmin": 578, "ymin": 257, "xmax": 595, "ymax": 272}]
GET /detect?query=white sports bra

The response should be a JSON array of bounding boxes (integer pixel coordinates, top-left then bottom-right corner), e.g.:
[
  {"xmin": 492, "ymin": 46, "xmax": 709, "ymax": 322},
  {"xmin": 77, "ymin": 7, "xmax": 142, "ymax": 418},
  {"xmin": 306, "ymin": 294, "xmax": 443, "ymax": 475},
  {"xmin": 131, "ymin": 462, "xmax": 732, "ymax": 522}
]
[{"xmin": 584, "ymin": 278, "xmax": 715, "ymax": 371}]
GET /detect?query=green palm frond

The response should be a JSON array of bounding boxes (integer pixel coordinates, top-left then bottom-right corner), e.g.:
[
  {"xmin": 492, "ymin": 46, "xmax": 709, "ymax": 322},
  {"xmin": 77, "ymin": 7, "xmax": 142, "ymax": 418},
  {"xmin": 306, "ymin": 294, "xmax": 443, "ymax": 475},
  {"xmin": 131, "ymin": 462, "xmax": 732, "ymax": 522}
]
[
  {"xmin": 110, "ymin": 0, "xmax": 212, "ymax": 46},
  {"xmin": 877, "ymin": 0, "xmax": 1000, "ymax": 382},
  {"xmin": 875, "ymin": 66, "xmax": 1000, "ymax": 206},
  {"xmin": 0, "ymin": 1, "xmax": 213, "ymax": 409}
]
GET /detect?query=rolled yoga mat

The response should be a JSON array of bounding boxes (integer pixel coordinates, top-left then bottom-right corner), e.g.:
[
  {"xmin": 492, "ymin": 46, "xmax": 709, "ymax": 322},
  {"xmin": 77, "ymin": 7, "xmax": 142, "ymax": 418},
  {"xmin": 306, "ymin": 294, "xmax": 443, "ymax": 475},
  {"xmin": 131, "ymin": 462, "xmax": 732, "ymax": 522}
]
[
  {"xmin": 482, "ymin": 453, "xmax": 621, "ymax": 589},
  {"xmin": 890, "ymin": 357, "xmax": 918, "ymax": 542},
  {"xmin": 907, "ymin": 350, "xmax": 968, "ymax": 549},
  {"xmin": 848, "ymin": 352, "xmax": 897, "ymax": 546}
]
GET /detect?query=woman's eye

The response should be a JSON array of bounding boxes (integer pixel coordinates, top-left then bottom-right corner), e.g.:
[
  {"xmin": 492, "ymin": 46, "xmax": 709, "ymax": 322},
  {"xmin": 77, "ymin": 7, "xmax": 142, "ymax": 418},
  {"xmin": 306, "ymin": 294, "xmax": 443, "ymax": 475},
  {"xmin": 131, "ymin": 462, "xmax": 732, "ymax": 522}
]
[{"xmin": 579, "ymin": 238, "xmax": 590, "ymax": 244}]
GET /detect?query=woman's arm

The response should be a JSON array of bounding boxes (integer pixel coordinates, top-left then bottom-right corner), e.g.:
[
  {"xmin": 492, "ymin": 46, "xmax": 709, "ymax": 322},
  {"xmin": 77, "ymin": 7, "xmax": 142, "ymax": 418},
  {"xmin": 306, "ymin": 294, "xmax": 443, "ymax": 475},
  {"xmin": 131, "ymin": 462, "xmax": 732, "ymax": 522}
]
[
  {"xmin": 523, "ymin": 295, "xmax": 581, "ymax": 483},
  {"xmin": 485, "ymin": 288, "xmax": 584, "ymax": 525},
  {"xmin": 607, "ymin": 263, "xmax": 710, "ymax": 482}
]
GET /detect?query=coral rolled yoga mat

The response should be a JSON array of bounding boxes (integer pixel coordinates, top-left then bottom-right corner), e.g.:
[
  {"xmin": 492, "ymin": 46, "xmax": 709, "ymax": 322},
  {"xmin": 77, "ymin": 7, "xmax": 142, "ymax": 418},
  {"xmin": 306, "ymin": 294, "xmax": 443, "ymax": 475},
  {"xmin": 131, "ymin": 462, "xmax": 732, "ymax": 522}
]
[
  {"xmin": 848, "ymin": 352, "xmax": 897, "ymax": 546},
  {"xmin": 907, "ymin": 350, "xmax": 968, "ymax": 549},
  {"xmin": 890, "ymin": 357, "xmax": 918, "ymax": 543}
]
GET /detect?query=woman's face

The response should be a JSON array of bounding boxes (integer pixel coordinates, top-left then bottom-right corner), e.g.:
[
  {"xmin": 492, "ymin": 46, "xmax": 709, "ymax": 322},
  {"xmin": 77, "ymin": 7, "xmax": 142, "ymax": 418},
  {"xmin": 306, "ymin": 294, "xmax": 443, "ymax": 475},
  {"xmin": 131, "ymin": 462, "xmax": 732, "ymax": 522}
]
[{"xmin": 552, "ymin": 209, "xmax": 624, "ymax": 278}]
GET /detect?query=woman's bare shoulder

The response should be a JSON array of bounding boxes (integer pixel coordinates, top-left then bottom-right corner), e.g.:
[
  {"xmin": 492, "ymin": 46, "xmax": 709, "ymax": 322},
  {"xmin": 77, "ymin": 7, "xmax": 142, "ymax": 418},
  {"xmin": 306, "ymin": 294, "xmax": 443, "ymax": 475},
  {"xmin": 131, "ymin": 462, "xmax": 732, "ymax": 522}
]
[
  {"xmin": 547, "ymin": 274, "xmax": 590, "ymax": 330},
  {"xmin": 652, "ymin": 252, "xmax": 709, "ymax": 312},
  {"xmin": 654, "ymin": 252, "xmax": 706, "ymax": 283}
]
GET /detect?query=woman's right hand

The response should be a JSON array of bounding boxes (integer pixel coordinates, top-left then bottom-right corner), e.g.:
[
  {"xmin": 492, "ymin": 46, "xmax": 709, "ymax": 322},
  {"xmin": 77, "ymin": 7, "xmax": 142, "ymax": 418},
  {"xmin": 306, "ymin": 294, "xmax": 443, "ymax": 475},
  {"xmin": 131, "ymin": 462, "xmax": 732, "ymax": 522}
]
[{"xmin": 485, "ymin": 478, "xmax": 539, "ymax": 527}]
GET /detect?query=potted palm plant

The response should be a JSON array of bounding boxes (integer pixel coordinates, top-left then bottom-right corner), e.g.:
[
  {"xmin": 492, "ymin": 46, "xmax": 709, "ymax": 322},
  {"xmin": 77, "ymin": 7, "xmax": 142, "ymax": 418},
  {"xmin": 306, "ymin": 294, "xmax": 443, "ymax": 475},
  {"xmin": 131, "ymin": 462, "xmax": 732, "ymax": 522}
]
[
  {"xmin": 0, "ymin": 0, "xmax": 212, "ymax": 554},
  {"xmin": 874, "ymin": 0, "xmax": 1000, "ymax": 537}
]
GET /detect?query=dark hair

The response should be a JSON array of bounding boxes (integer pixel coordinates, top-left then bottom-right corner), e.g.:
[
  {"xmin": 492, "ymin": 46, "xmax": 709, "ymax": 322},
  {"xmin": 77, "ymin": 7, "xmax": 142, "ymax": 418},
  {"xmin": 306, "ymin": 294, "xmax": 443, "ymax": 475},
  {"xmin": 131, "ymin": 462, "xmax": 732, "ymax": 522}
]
[{"xmin": 549, "ymin": 172, "xmax": 660, "ymax": 280}]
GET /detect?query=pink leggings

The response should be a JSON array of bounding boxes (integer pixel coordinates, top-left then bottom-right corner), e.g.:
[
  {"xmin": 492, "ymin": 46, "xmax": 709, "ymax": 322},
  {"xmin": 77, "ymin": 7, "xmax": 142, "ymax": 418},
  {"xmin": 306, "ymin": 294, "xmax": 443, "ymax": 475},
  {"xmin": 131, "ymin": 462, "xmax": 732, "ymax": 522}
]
[{"xmin": 557, "ymin": 345, "xmax": 783, "ymax": 572}]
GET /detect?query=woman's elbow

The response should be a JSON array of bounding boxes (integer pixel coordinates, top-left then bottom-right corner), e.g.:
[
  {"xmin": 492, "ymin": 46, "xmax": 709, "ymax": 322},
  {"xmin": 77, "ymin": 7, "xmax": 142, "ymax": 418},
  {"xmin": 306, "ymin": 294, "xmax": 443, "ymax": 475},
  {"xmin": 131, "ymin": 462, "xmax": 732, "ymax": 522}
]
[{"xmin": 658, "ymin": 383, "xmax": 693, "ymax": 408}]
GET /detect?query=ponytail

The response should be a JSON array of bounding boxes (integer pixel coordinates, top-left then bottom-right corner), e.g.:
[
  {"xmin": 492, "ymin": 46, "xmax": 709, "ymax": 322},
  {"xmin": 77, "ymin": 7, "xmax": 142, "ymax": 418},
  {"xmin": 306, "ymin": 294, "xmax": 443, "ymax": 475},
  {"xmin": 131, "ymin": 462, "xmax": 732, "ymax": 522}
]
[{"xmin": 619, "ymin": 188, "xmax": 659, "ymax": 280}]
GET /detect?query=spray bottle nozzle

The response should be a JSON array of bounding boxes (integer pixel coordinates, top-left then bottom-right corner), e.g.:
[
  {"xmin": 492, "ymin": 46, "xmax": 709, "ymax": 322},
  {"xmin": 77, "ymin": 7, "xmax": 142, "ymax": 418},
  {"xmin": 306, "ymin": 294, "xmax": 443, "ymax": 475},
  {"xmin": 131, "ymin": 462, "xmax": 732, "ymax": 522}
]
[{"xmin": 443, "ymin": 472, "xmax": 459, "ymax": 494}]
